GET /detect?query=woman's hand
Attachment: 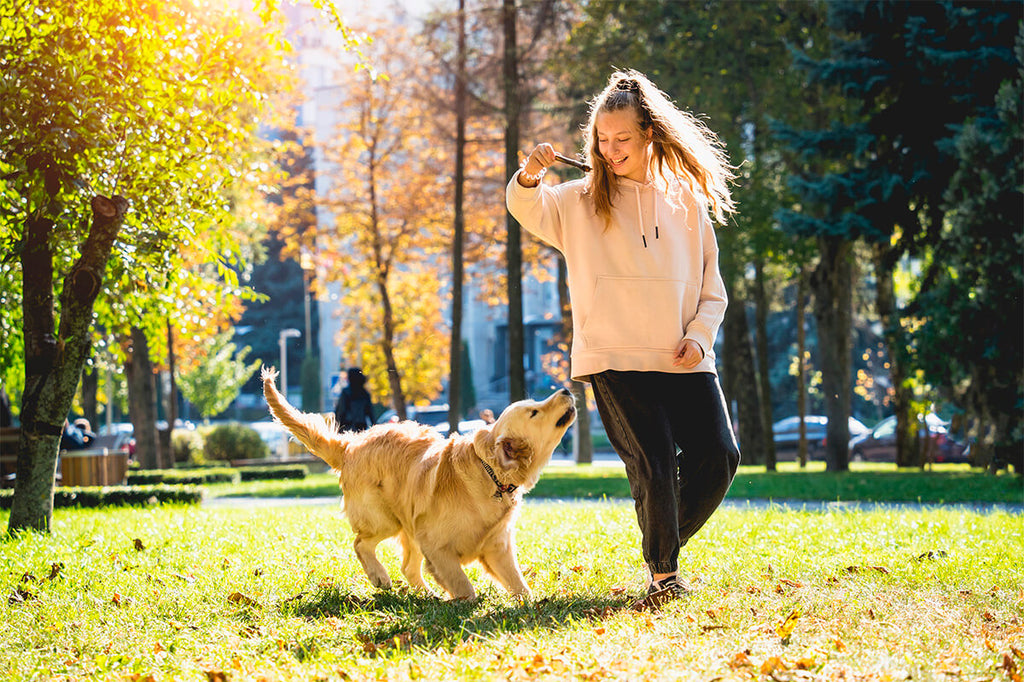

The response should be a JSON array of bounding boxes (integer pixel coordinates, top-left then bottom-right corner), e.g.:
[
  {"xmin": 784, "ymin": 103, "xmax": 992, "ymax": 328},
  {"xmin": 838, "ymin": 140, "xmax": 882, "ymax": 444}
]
[
  {"xmin": 518, "ymin": 143, "xmax": 556, "ymax": 187},
  {"xmin": 672, "ymin": 338, "xmax": 704, "ymax": 368}
]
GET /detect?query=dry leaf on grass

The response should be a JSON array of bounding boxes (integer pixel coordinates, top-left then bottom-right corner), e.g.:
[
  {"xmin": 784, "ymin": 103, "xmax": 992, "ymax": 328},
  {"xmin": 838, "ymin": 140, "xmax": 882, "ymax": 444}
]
[
  {"xmin": 776, "ymin": 609, "xmax": 800, "ymax": 640},
  {"xmin": 228, "ymin": 592, "xmax": 260, "ymax": 609},
  {"xmin": 728, "ymin": 651, "xmax": 753, "ymax": 669}
]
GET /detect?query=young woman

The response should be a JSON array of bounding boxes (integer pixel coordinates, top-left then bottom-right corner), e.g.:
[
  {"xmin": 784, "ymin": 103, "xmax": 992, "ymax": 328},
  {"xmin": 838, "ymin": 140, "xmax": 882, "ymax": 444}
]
[{"xmin": 506, "ymin": 70, "xmax": 741, "ymax": 603}]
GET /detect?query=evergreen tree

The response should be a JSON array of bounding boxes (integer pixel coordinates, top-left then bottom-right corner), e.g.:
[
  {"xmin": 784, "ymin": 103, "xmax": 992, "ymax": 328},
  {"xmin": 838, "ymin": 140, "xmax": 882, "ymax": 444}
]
[
  {"xmin": 919, "ymin": 36, "xmax": 1023, "ymax": 469},
  {"xmin": 777, "ymin": 0, "xmax": 1020, "ymax": 468}
]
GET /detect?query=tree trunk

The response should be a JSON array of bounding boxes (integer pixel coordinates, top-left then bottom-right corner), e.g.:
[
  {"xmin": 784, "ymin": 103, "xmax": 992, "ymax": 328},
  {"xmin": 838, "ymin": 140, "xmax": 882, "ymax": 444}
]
[
  {"xmin": 503, "ymin": 0, "xmax": 525, "ymax": 402},
  {"xmin": 753, "ymin": 258, "xmax": 776, "ymax": 471},
  {"xmin": 871, "ymin": 243, "xmax": 919, "ymax": 467},
  {"xmin": 126, "ymin": 326, "xmax": 162, "ymax": 470},
  {"xmin": 80, "ymin": 361, "xmax": 99, "ymax": 432},
  {"xmin": 556, "ymin": 256, "xmax": 591, "ymax": 464},
  {"xmin": 365, "ymin": 134, "xmax": 407, "ymax": 421},
  {"xmin": 811, "ymin": 236, "xmax": 853, "ymax": 472},
  {"xmin": 796, "ymin": 268, "xmax": 809, "ymax": 468},
  {"xmin": 723, "ymin": 296, "xmax": 762, "ymax": 465},
  {"xmin": 448, "ymin": 0, "xmax": 467, "ymax": 431},
  {"xmin": 162, "ymin": 320, "xmax": 180, "ymax": 462},
  {"xmin": 9, "ymin": 195, "xmax": 128, "ymax": 534}
]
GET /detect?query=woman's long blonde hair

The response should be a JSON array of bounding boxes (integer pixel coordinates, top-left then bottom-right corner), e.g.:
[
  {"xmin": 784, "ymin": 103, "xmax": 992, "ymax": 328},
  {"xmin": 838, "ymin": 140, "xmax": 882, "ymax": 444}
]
[{"xmin": 582, "ymin": 70, "xmax": 736, "ymax": 226}]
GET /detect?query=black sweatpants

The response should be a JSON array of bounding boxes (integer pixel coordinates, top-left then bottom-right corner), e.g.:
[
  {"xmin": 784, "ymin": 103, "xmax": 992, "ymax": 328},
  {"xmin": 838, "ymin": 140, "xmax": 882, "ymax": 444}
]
[{"xmin": 590, "ymin": 370, "xmax": 740, "ymax": 574}]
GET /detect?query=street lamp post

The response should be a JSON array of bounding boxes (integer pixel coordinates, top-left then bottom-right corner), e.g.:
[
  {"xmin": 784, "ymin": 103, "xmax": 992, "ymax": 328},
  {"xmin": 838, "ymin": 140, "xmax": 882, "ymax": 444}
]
[{"xmin": 278, "ymin": 328, "xmax": 301, "ymax": 458}]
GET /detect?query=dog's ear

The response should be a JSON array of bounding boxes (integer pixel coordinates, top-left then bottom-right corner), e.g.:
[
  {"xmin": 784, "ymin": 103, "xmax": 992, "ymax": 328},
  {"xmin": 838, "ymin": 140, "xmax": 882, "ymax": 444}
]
[
  {"xmin": 496, "ymin": 435, "xmax": 534, "ymax": 470},
  {"xmin": 472, "ymin": 425, "xmax": 495, "ymax": 461}
]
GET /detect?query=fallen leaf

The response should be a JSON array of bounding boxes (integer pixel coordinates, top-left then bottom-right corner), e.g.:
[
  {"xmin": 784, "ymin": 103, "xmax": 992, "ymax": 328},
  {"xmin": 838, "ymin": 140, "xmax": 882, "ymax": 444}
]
[
  {"xmin": 1013, "ymin": 645, "xmax": 1024, "ymax": 659},
  {"xmin": 728, "ymin": 651, "xmax": 753, "ymax": 669},
  {"xmin": 780, "ymin": 578, "xmax": 804, "ymax": 588},
  {"xmin": 8, "ymin": 588, "xmax": 37, "ymax": 604},
  {"xmin": 205, "ymin": 670, "xmax": 229, "ymax": 682},
  {"xmin": 569, "ymin": 565, "xmax": 585, "ymax": 573},
  {"xmin": 1002, "ymin": 654, "xmax": 1021, "ymax": 682},
  {"xmin": 761, "ymin": 656, "xmax": 788, "ymax": 674},
  {"xmin": 594, "ymin": 626, "xmax": 605, "ymax": 635},
  {"xmin": 794, "ymin": 655, "xmax": 817, "ymax": 670},
  {"xmin": 47, "ymin": 563, "xmax": 64, "ymax": 581},
  {"xmin": 112, "ymin": 592, "xmax": 123, "ymax": 606},
  {"xmin": 228, "ymin": 592, "xmax": 260, "ymax": 609},
  {"xmin": 776, "ymin": 609, "xmax": 800, "ymax": 640},
  {"xmin": 133, "ymin": 538, "xmax": 145, "ymax": 552}
]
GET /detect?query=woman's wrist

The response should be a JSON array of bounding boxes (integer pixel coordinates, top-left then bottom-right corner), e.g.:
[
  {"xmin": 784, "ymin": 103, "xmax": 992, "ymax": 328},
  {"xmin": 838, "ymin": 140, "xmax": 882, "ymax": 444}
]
[{"xmin": 518, "ymin": 164, "xmax": 546, "ymax": 187}]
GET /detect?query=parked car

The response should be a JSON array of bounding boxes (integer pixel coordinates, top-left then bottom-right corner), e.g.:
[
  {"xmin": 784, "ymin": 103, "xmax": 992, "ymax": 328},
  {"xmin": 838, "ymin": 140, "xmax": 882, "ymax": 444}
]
[
  {"xmin": 376, "ymin": 405, "xmax": 486, "ymax": 438},
  {"xmin": 772, "ymin": 415, "xmax": 869, "ymax": 459},
  {"xmin": 848, "ymin": 414, "xmax": 968, "ymax": 463}
]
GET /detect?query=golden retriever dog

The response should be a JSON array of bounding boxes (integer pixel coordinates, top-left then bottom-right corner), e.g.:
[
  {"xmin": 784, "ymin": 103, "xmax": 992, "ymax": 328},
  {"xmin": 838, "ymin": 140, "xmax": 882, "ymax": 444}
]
[{"xmin": 261, "ymin": 367, "xmax": 576, "ymax": 600}]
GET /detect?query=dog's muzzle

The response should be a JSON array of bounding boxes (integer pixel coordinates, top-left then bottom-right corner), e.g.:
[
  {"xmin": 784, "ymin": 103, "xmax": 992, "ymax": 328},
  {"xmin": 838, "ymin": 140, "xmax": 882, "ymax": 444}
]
[{"xmin": 555, "ymin": 390, "xmax": 577, "ymax": 428}]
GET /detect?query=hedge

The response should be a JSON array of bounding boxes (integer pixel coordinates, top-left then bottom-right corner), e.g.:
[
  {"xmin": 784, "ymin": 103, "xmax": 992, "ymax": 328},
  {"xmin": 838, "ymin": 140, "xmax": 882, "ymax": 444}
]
[
  {"xmin": 0, "ymin": 485, "xmax": 203, "ymax": 509},
  {"xmin": 127, "ymin": 468, "xmax": 240, "ymax": 486},
  {"xmin": 238, "ymin": 465, "xmax": 308, "ymax": 481},
  {"xmin": 125, "ymin": 465, "xmax": 308, "ymax": 486}
]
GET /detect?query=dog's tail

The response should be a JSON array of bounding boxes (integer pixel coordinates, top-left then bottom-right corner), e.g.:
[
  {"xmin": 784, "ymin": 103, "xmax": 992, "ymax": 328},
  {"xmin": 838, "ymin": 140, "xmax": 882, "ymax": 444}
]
[{"xmin": 261, "ymin": 366, "xmax": 347, "ymax": 470}]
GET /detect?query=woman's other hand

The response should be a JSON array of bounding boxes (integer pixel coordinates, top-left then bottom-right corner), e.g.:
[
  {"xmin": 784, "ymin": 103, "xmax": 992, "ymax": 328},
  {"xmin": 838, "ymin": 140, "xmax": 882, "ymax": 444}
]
[{"xmin": 672, "ymin": 338, "xmax": 704, "ymax": 368}]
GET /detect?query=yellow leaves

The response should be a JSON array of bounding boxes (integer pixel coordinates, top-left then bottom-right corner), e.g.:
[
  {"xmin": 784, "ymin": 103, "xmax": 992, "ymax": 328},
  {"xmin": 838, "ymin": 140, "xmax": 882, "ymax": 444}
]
[{"xmin": 775, "ymin": 609, "xmax": 800, "ymax": 641}]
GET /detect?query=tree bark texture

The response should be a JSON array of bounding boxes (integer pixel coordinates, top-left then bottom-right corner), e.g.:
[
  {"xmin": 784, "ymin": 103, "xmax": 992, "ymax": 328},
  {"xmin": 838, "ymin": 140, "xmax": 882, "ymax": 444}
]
[
  {"xmin": 503, "ymin": 0, "xmax": 525, "ymax": 403},
  {"xmin": 796, "ymin": 268, "xmax": 809, "ymax": 468},
  {"xmin": 448, "ymin": 0, "xmax": 467, "ymax": 430},
  {"xmin": 812, "ymin": 236, "xmax": 853, "ymax": 472},
  {"xmin": 126, "ymin": 326, "xmax": 163, "ymax": 470},
  {"xmin": 753, "ymin": 258, "xmax": 776, "ymax": 470},
  {"xmin": 80, "ymin": 363, "xmax": 99, "ymax": 432},
  {"xmin": 9, "ymin": 195, "xmax": 128, "ymax": 534},
  {"xmin": 722, "ymin": 296, "xmax": 762, "ymax": 465},
  {"xmin": 871, "ymin": 243, "xmax": 920, "ymax": 467}
]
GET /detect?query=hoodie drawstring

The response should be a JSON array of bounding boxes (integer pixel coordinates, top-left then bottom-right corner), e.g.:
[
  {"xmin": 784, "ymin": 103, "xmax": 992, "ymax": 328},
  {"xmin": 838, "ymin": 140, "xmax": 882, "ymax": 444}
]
[{"xmin": 635, "ymin": 185, "xmax": 660, "ymax": 248}]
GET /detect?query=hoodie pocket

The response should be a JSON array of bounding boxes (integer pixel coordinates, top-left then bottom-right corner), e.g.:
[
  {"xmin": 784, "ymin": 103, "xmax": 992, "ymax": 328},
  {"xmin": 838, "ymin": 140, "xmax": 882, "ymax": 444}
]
[{"xmin": 581, "ymin": 276, "xmax": 698, "ymax": 351}]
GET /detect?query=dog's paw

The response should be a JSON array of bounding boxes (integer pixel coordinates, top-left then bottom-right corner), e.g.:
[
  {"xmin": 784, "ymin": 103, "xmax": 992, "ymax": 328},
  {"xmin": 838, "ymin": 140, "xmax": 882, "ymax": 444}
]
[{"xmin": 368, "ymin": 574, "xmax": 393, "ymax": 590}]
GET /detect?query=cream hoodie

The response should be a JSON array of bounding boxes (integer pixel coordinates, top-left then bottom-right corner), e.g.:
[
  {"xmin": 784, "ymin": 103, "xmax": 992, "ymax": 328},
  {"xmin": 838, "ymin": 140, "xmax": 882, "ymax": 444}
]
[{"xmin": 506, "ymin": 170, "xmax": 727, "ymax": 381}]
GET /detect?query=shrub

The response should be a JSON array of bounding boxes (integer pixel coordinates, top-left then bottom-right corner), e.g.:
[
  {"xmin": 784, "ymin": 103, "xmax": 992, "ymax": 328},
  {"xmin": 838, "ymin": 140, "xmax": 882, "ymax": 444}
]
[
  {"xmin": 171, "ymin": 429, "xmax": 205, "ymax": 465},
  {"xmin": 127, "ymin": 468, "xmax": 240, "ymax": 485},
  {"xmin": 202, "ymin": 422, "xmax": 268, "ymax": 463},
  {"xmin": 238, "ymin": 465, "xmax": 308, "ymax": 481},
  {"xmin": 0, "ymin": 485, "xmax": 203, "ymax": 509}
]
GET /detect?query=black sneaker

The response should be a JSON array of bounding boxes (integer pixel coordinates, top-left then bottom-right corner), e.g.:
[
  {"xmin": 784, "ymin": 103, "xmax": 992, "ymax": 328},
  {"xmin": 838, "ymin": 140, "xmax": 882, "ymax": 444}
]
[{"xmin": 632, "ymin": 575, "xmax": 689, "ymax": 611}]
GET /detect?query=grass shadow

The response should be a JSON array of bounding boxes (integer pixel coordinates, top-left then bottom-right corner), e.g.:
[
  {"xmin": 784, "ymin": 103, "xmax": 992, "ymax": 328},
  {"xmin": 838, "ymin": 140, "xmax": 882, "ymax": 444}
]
[{"xmin": 281, "ymin": 582, "xmax": 632, "ymax": 653}]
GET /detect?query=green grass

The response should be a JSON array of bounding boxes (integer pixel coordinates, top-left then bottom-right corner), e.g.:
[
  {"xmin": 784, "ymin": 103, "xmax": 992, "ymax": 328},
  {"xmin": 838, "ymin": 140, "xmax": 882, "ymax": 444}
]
[
  {"xmin": 207, "ymin": 461, "xmax": 1024, "ymax": 505},
  {"xmin": 1, "ymin": 503, "xmax": 1021, "ymax": 680}
]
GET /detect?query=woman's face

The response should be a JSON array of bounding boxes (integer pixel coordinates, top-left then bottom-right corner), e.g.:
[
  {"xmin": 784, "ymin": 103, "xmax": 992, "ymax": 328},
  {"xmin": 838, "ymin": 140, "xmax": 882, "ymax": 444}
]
[{"xmin": 595, "ymin": 109, "xmax": 651, "ymax": 183}]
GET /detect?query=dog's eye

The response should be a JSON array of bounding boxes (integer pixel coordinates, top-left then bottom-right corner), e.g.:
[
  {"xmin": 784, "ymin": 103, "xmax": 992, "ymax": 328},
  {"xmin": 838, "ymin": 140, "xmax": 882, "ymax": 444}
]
[{"xmin": 530, "ymin": 409, "xmax": 538, "ymax": 418}]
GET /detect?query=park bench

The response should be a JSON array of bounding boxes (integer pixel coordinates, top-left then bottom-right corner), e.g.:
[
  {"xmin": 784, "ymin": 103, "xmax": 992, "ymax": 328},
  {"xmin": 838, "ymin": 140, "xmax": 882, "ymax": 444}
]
[{"xmin": 0, "ymin": 426, "xmax": 129, "ymax": 488}]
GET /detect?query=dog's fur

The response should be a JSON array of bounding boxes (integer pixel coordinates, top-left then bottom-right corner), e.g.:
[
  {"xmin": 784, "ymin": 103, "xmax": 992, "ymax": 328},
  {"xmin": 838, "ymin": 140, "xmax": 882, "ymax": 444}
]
[{"xmin": 261, "ymin": 367, "xmax": 576, "ymax": 600}]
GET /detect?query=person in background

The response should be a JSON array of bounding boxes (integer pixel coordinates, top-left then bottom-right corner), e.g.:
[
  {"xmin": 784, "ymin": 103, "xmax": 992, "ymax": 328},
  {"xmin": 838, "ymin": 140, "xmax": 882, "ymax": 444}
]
[
  {"xmin": 60, "ymin": 419, "xmax": 87, "ymax": 451},
  {"xmin": 73, "ymin": 418, "xmax": 97, "ymax": 447},
  {"xmin": 333, "ymin": 367, "xmax": 375, "ymax": 433},
  {"xmin": 506, "ymin": 69, "xmax": 741, "ymax": 606}
]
